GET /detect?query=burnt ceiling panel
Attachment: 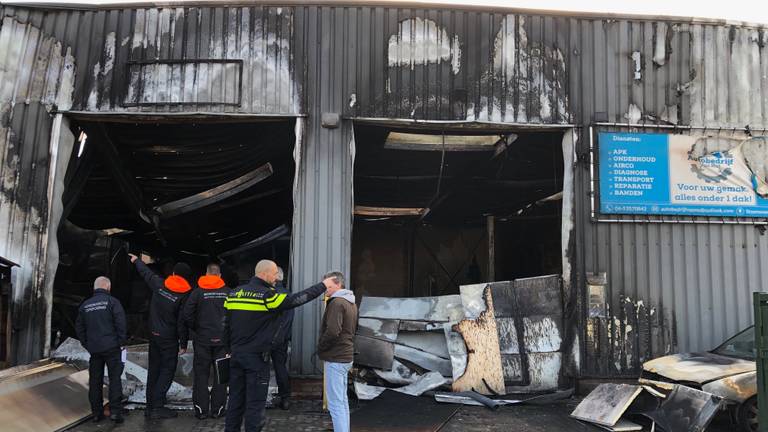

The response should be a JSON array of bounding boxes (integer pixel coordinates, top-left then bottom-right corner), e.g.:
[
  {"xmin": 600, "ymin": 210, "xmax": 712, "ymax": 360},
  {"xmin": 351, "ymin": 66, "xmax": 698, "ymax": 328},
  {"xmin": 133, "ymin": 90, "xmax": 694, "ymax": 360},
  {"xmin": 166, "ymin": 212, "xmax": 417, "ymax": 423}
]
[{"xmin": 67, "ymin": 119, "xmax": 296, "ymax": 256}]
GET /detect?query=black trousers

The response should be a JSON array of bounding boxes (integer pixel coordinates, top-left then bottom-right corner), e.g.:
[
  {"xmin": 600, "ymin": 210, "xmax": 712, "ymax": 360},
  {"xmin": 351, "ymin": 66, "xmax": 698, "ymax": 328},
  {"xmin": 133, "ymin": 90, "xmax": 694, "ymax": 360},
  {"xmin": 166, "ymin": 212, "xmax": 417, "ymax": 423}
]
[
  {"xmin": 193, "ymin": 342, "xmax": 228, "ymax": 417},
  {"xmin": 225, "ymin": 352, "xmax": 270, "ymax": 432},
  {"xmin": 88, "ymin": 347, "xmax": 123, "ymax": 417},
  {"xmin": 270, "ymin": 341, "xmax": 290, "ymax": 398},
  {"xmin": 147, "ymin": 337, "xmax": 179, "ymax": 410}
]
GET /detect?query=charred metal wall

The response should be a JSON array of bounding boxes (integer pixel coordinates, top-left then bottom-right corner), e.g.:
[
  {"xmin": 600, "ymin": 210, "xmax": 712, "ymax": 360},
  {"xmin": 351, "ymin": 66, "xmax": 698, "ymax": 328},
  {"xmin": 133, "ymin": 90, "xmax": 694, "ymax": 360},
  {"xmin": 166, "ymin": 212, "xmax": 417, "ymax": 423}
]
[
  {"xmin": 1, "ymin": 3, "xmax": 768, "ymax": 377},
  {"xmin": 574, "ymin": 23, "xmax": 768, "ymax": 378}
]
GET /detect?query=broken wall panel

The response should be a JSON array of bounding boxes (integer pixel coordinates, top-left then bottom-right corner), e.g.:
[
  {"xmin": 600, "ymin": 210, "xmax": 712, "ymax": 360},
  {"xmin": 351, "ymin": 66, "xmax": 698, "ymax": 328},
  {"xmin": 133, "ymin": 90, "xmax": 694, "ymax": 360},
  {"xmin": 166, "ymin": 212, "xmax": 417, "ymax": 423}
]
[
  {"xmin": 394, "ymin": 331, "xmax": 450, "ymax": 360},
  {"xmin": 354, "ymin": 335, "xmax": 395, "ymax": 370},
  {"xmin": 393, "ymin": 344, "xmax": 453, "ymax": 377},
  {"xmin": 359, "ymin": 295, "xmax": 464, "ymax": 323},
  {"xmin": 357, "ymin": 318, "xmax": 400, "ymax": 342},
  {"xmin": 0, "ymin": 369, "xmax": 100, "ymax": 431}
]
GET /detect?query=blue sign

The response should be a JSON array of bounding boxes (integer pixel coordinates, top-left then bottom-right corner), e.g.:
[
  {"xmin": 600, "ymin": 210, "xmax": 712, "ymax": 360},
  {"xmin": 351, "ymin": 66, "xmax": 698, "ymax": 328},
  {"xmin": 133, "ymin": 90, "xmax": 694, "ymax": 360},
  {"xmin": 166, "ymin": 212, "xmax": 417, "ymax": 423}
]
[{"xmin": 599, "ymin": 132, "xmax": 768, "ymax": 217}]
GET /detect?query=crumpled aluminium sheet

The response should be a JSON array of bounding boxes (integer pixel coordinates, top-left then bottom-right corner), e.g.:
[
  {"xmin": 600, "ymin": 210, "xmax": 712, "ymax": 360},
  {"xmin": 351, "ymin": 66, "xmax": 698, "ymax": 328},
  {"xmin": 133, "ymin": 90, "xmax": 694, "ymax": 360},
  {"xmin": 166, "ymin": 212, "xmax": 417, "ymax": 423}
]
[
  {"xmin": 52, "ymin": 338, "xmax": 192, "ymax": 407},
  {"xmin": 354, "ymin": 371, "xmax": 449, "ymax": 401}
]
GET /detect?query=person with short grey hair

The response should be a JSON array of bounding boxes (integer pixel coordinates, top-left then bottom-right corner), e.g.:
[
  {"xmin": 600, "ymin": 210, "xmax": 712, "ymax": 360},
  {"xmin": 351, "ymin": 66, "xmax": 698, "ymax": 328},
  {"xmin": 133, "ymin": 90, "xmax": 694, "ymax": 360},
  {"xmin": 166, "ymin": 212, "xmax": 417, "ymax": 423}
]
[
  {"xmin": 76, "ymin": 276, "xmax": 127, "ymax": 424},
  {"xmin": 223, "ymin": 260, "xmax": 340, "ymax": 432},
  {"xmin": 317, "ymin": 271, "xmax": 357, "ymax": 432}
]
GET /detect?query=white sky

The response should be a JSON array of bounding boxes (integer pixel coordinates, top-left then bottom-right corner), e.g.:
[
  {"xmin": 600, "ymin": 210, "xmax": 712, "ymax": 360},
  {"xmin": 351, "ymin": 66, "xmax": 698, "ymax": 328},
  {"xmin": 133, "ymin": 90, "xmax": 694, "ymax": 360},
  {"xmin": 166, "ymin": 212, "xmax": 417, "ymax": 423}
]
[{"xmin": 12, "ymin": 0, "xmax": 768, "ymax": 25}]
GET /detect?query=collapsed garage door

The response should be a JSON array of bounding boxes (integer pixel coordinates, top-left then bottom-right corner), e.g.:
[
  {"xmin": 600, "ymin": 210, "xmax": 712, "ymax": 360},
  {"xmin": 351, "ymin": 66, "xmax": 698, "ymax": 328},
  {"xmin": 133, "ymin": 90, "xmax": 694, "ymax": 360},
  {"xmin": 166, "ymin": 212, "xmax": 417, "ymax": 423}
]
[
  {"xmin": 52, "ymin": 118, "xmax": 296, "ymax": 343},
  {"xmin": 351, "ymin": 122, "xmax": 566, "ymax": 299}
]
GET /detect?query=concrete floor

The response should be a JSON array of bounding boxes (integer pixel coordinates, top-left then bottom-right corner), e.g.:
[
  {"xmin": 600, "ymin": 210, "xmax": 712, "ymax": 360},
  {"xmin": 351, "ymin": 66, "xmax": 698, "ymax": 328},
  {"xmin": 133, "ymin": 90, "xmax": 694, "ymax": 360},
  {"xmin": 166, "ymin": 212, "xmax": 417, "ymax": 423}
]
[{"xmin": 67, "ymin": 398, "xmax": 740, "ymax": 432}]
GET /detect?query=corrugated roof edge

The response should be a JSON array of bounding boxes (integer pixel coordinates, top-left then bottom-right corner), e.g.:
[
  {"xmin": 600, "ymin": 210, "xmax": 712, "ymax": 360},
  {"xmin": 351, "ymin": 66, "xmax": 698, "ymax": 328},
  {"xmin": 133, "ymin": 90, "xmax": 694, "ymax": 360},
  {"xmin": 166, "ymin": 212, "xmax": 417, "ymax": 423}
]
[
  {"xmin": 0, "ymin": 256, "xmax": 20, "ymax": 268},
  {"xmin": 3, "ymin": 0, "xmax": 768, "ymax": 29}
]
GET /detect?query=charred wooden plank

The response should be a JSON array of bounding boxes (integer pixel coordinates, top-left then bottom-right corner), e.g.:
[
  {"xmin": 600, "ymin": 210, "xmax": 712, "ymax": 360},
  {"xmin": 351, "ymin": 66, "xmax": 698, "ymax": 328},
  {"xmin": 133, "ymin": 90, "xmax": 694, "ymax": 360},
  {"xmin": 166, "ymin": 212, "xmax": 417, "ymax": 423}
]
[{"xmin": 451, "ymin": 287, "xmax": 505, "ymax": 395}]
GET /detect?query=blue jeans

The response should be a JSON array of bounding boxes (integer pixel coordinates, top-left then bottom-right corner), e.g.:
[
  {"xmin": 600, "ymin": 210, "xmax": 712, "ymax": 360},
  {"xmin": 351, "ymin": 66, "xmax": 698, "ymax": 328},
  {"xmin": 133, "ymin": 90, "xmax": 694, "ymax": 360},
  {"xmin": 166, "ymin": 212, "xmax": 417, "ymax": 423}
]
[{"xmin": 324, "ymin": 361, "xmax": 352, "ymax": 432}]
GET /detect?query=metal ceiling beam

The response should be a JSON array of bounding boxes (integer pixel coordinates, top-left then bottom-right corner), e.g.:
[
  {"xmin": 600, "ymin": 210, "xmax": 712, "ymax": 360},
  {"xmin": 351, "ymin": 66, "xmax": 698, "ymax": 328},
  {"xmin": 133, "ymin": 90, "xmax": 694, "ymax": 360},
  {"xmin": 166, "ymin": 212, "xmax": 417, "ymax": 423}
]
[
  {"xmin": 154, "ymin": 163, "xmax": 274, "ymax": 218},
  {"xmin": 354, "ymin": 206, "xmax": 426, "ymax": 217},
  {"xmin": 219, "ymin": 224, "xmax": 289, "ymax": 258}
]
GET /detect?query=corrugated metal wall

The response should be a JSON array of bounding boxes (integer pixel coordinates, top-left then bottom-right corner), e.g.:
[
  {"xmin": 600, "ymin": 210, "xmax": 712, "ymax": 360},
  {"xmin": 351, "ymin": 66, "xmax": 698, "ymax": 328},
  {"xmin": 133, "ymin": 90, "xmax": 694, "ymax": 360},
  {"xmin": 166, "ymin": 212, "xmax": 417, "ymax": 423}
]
[
  {"xmin": 2, "ymin": 3, "xmax": 768, "ymax": 376},
  {"xmin": 0, "ymin": 15, "xmax": 75, "ymax": 363},
  {"xmin": 574, "ymin": 21, "xmax": 768, "ymax": 377},
  {"xmin": 1, "ymin": 5, "xmax": 299, "ymax": 114}
]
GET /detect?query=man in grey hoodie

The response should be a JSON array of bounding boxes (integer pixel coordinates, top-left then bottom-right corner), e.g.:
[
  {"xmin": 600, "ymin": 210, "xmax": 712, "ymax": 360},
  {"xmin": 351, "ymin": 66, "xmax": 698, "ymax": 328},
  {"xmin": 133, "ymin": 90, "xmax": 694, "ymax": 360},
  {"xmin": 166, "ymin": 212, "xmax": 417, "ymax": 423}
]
[{"xmin": 316, "ymin": 271, "xmax": 357, "ymax": 432}]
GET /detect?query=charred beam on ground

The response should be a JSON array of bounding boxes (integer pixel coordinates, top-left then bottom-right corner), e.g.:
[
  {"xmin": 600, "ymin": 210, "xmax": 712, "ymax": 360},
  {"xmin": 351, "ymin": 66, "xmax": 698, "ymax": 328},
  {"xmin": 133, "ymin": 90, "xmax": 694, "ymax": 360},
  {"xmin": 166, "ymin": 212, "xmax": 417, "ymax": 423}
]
[{"xmin": 154, "ymin": 163, "xmax": 274, "ymax": 219}]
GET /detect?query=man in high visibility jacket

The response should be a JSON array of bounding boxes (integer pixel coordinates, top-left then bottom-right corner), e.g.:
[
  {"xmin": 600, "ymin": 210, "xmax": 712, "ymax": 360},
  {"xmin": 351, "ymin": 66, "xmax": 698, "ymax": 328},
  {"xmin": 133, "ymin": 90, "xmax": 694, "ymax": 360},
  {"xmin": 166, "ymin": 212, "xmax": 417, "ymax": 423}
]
[
  {"xmin": 183, "ymin": 262, "xmax": 230, "ymax": 419},
  {"xmin": 223, "ymin": 260, "xmax": 339, "ymax": 432}
]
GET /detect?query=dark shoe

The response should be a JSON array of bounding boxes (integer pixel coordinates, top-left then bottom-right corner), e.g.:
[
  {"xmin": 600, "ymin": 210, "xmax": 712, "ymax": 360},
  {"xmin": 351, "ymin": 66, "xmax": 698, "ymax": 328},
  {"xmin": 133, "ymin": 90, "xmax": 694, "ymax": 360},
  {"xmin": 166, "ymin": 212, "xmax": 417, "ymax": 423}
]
[
  {"xmin": 195, "ymin": 412, "xmax": 208, "ymax": 420},
  {"xmin": 149, "ymin": 407, "xmax": 178, "ymax": 419},
  {"xmin": 110, "ymin": 414, "xmax": 124, "ymax": 424},
  {"xmin": 279, "ymin": 397, "xmax": 291, "ymax": 411},
  {"xmin": 92, "ymin": 414, "xmax": 106, "ymax": 423},
  {"xmin": 211, "ymin": 406, "xmax": 225, "ymax": 418}
]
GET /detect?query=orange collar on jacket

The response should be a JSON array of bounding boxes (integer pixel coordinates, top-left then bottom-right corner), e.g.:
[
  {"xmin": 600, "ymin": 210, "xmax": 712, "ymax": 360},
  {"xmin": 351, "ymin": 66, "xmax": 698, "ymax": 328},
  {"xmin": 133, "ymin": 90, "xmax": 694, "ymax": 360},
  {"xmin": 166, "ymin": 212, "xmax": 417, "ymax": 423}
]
[
  {"xmin": 164, "ymin": 275, "xmax": 192, "ymax": 293},
  {"xmin": 198, "ymin": 275, "xmax": 225, "ymax": 290}
]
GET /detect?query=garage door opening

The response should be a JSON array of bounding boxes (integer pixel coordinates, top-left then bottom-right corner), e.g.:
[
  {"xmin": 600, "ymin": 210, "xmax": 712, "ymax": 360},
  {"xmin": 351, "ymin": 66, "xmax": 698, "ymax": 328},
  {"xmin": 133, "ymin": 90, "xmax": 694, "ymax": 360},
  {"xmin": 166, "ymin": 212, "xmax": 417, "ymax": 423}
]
[
  {"xmin": 51, "ymin": 118, "xmax": 296, "ymax": 345},
  {"xmin": 351, "ymin": 123, "xmax": 565, "ymax": 299}
]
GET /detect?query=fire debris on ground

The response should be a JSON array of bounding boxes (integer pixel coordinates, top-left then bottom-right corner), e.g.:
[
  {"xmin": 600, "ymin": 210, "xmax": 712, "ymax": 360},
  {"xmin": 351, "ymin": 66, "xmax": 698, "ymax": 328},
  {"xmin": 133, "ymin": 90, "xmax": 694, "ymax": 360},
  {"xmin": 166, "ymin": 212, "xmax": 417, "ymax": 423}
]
[
  {"xmin": 351, "ymin": 275, "xmax": 573, "ymax": 409},
  {"xmin": 571, "ymin": 382, "xmax": 724, "ymax": 431}
]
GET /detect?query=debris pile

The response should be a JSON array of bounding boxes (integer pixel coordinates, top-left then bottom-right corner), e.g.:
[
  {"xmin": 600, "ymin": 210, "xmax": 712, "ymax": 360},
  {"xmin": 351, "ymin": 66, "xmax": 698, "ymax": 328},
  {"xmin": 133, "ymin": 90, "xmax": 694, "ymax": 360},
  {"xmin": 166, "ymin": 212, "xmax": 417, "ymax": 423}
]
[
  {"xmin": 52, "ymin": 338, "xmax": 282, "ymax": 409},
  {"xmin": 352, "ymin": 275, "xmax": 566, "ymax": 404},
  {"xmin": 571, "ymin": 383, "xmax": 723, "ymax": 431}
]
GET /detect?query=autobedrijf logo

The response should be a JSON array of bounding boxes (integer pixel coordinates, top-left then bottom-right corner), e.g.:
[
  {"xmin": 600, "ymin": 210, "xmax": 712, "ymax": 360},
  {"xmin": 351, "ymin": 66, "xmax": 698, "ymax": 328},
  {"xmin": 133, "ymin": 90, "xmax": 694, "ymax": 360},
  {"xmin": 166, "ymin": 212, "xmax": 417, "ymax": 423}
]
[{"xmin": 688, "ymin": 150, "xmax": 734, "ymax": 183}]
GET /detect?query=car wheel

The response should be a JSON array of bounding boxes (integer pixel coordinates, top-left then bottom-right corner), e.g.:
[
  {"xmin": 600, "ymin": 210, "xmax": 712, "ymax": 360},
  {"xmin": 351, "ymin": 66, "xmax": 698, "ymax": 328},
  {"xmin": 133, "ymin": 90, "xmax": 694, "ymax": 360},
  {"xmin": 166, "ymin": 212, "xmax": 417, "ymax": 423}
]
[{"xmin": 738, "ymin": 397, "xmax": 758, "ymax": 432}]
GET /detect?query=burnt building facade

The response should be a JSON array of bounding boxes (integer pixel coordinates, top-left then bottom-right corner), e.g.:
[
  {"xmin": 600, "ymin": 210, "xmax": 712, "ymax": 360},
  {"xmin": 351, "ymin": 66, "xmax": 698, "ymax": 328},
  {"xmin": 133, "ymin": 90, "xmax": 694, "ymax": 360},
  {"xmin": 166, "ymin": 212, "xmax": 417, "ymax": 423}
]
[{"xmin": 0, "ymin": 1, "xmax": 767, "ymax": 382}]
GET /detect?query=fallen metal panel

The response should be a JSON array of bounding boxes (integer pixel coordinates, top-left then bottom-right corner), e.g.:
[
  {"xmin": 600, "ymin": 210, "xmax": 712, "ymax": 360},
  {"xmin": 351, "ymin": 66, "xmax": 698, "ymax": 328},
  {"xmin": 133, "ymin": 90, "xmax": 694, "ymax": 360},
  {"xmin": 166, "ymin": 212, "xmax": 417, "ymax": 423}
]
[
  {"xmin": 459, "ymin": 283, "xmax": 494, "ymax": 319},
  {"xmin": 394, "ymin": 344, "xmax": 453, "ymax": 377},
  {"xmin": 505, "ymin": 352, "xmax": 562, "ymax": 393},
  {"xmin": 357, "ymin": 318, "xmax": 399, "ymax": 342},
  {"xmin": 400, "ymin": 321, "xmax": 445, "ymax": 332},
  {"xmin": 500, "ymin": 354, "xmax": 524, "ymax": 383},
  {"xmin": 496, "ymin": 317, "xmax": 520, "ymax": 354},
  {"xmin": 395, "ymin": 331, "xmax": 450, "ymax": 360},
  {"xmin": 354, "ymin": 335, "xmax": 395, "ymax": 370},
  {"xmin": 522, "ymin": 316, "xmax": 563, "ymax": 353},
  {"xmin": 154, "ymin": 162, "xmax": 274, "ymax": 218},
  {"xmin": 570, "ymin": 383, "xmax": 643, "ymax": 427},
  {"xmin": 434, "ymin": 392, "xmax": 522, "ymax": 408},
  {"xmin": 444, "ymin": 324, "xmax": 468, "ymax": 382},
  {"xmin": 513, "ymin": 275, "xmax": 562, "ymax": 316},
  {"xmin": 0, "ymin": 369, "xmax": 99, "ymax": 431},
  {"xmin": 350, "ymin": 390, "xmax": 459, "ymax": 432},
  {"xmin": 642, "ymin": 385, "xmax": 723, "ymax": 432},
  {"xmin": 0, "ymin": 362, "xmax": 78, "ymax": 397},
  {"xmin": 354, "ymin": 371, "xmax": 448, "ymax": 401},
  {"xmin": 373, "ymin": 359, "xmax": 423, "ymax": 385},
  {"xmin": 359, "ymin": 295, "xmax": 464, "ymax": 323},
  {"xmin": 597, "ymin": 420, "xmax": 643, "ymax": 432}
]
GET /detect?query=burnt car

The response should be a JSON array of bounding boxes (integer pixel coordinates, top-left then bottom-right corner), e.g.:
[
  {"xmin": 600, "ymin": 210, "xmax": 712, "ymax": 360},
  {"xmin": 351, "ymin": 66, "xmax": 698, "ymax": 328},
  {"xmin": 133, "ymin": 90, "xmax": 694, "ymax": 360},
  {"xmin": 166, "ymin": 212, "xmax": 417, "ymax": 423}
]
[{"xmin": 639, "ymin": 326, "xmax": 757, "ymax": 432}]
